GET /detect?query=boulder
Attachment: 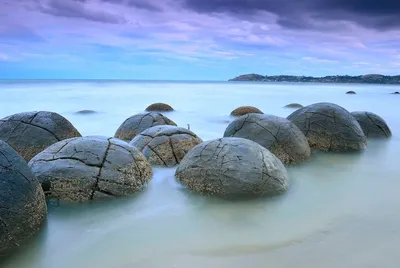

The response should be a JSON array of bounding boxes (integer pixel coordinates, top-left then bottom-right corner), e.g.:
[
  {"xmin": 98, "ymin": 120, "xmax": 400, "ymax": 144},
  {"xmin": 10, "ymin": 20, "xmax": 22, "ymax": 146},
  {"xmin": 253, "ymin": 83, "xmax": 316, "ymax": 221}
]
[
  {"xmin": 145, "ymin": 103, "xmax": 174, "ymax": 112},
  {"xmin": 0, "ymin": 140, "xmax": 47, "ymax": 255},
  {"xmin": 28, "ymin": 136, "xmax": 152, "ymax": 202},
  {"xmin": 114, "ymin": 112, "xmax": 177, "ymax": 141},
  {"xmin": 224, "ymin": 114, "xmax": 310, "ymax": 164},
  {"xmin": 175, "ymin": 137, "xmax": 289, "ymax": 199},
  {"xmin": 351, "ymin": 111, "xmax": 391, "ymax": 138},
  {"xmin": 392, "ymin": 91, "xmax": 399, "ymax": 94},
  {"xmin": 130, "ymin": 125, "xmax": 202, "ymax": 167},
  {"xmin": 287, "ymin": 102, "xmax": 367, "ymax": 151},
  {"xmin": 230, "ymin": 106, "xmax": 263, "ymax": 116},
  {"xmin": 284, "ymin": 103, "xmax": 304, "ymax": 109},
  {"xmin": 346, "ymin": 91, "xmax": 356, "ymax": 94},
  {"xmin": 0, "ymin": 111, "xmax": 81, "ymax": 161},
  {"xmin": 75, "ymin": 110, "xmax": 97, "ymax": 115}
]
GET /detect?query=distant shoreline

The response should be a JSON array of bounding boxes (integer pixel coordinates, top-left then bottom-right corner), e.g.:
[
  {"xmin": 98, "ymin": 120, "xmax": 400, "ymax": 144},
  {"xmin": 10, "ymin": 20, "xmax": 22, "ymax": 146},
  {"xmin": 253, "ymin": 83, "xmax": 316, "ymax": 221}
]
[{"xmin": 229, "ymin": 74, "xmax": 400, "ymax": 85}]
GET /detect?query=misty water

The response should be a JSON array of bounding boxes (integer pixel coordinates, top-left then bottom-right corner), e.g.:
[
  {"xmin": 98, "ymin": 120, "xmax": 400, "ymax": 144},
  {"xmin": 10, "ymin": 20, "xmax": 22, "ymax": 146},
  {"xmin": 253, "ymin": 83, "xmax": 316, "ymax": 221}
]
[{"xmin": 1, "ymin": 80, "xmax": 399, "ymax": 268}]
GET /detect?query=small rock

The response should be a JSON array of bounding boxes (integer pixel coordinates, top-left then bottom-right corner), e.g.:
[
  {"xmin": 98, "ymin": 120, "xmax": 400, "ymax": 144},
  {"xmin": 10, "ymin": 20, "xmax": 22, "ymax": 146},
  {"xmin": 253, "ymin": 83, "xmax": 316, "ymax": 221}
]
[
  {"xmin": 230, "ymin": 106, "xmax": 263, "ymax": 116},
  {"xmin": 284, "ymin": 103, "xmax": 304, "ymax": 109},
  {"xmin": 75, "ymin": 110, "xmax": 97, "ymax": 115},
  {"xmin": 145, "ymin": 103, "xmax": 174, "ymax": 112},
  {"xmin": 346, "ymin": 91, "xmax": 356, "ymax": 94},
  {"xmin": 392, "ymin": 91, "xmax": 400, "ymax": 94}
]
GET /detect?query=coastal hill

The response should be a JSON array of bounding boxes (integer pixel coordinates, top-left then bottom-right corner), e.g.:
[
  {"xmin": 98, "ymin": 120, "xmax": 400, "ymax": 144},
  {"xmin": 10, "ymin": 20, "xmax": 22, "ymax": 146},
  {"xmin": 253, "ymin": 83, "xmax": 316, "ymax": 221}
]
[{"xmin": 229, "ymin": 73, "xmax": 400, "ymax": 84}]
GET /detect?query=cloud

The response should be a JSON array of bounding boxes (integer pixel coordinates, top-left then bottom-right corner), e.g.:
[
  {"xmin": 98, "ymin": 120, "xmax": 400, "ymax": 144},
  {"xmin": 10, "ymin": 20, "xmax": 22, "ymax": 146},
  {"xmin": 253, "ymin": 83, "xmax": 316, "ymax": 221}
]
[{"xmin": 302, "ymin": 57, "xmax": 339, "ymax": 64}]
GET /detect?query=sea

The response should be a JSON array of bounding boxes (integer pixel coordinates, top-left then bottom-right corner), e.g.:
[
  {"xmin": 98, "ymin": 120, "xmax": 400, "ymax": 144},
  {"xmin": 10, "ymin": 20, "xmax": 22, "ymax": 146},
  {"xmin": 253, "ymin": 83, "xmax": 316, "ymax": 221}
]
[{"xmin": 0, "ymin": 80, "xmax": 399, "ymax": 268}]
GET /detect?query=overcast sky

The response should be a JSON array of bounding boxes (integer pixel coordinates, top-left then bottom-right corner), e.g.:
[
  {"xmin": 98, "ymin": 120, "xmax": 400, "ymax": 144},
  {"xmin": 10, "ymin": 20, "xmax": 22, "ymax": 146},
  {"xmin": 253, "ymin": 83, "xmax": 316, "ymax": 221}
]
[{"xmin": 0, "ymin": 0, "xmax": 399, "ymax": 80}]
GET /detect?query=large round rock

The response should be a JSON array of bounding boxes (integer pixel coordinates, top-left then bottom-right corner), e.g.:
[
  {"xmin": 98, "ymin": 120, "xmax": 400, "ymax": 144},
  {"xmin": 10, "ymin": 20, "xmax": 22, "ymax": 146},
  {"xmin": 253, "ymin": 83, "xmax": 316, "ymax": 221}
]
[
  {"xmin": 0, "ymin": 111, "xmax": 81, "ymax": 161},
  {"xmin": 230, "ymin": 106, "xmax": 263, "ymax": 116},
  {"xmin": 130, "ymin": 125, "xmax": 203, "ymax": 167},
  {"xmin": 145, "ymin": 103, "xmax": 174, "ymax": 112},
  {"xmin": 0, "ymin": 140, "xmax": 47, "ymax": 255},
  {"xmin": 175, "ymin": 137, "xmax": 289, "ymax": 199},
  {"xmin": 351, "ymin": 111, "xmax": 392, "ymax": 138},
  {"xmin": 114, "ymin": 112, "xmax": 177, "ymax": 141},
  {"xmin": 28, "ymin": 136, "xmax": 152, "ymax": 202},
  {"xmin": 287, "ymin": 102, "xmax": 367, "ymax": 151},
  {"xmin": 224, "ymin": 114, "xmax": 310, "ymax": 164}
]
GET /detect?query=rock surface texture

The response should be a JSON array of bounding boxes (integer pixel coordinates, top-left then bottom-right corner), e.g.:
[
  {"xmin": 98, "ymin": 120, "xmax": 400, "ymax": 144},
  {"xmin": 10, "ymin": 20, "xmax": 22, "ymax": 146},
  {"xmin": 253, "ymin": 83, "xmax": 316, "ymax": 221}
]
[
  {"xmin": 28, "ymin": 136, "xmax": 152, "ymax": 202},
  {"xmin": 0, "ymin": 140, "xmax": 47, "ymax": 255},
  {"xmin": 175, "ymin": 137, "xmax": 289, "ymax": 199},
  {"xmin": 351, "ymin": 111, "xmax": 392, "ymax": 138},
  {"xmin": 230, "ymin": 106, "xmax": 263, "ymax": 116},
  {"xmin": 287, "ymin": 102, "xmax": 367, "ymax": 151},
  {"xmin": 114, "ymin": 112, "xmax": 177, "ymax": 141},
  {"xmin": 224, "ymin": 114, "xmax": 310, "ymax": 164},
  {"xmin": 130, "ymin": 125, "xmax": 202, "ymax": 167},
  {"xmin": 0, "ymin": 111, "xmax": 81, "ymax": 161},
  {"xmin": 145, "ymin": 103, "xmax": 174, "ymax": 112}
]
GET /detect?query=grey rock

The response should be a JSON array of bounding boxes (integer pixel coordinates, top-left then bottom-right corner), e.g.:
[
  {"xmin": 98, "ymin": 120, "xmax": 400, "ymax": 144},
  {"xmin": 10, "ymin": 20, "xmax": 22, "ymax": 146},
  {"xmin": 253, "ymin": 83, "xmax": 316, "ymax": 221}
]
[
  {"xmin": 175, "ymin": 137, "xmax": 289, "ymax": 199},
  {"xmin": 346, "ymin": 91, "xmax": 356, "ymax": 94},
  {"xmin": 284, "ymin": 103, "xmax": 304, "ymax": 109},
  {"xmin": 145, "ymin": 103, "xmax": 174, "ymax": 112},
  {"xmin": 351, "ymin": 111, "xmax": 392, "ymax": 138},
  {"xmin": 75, "ymin": 110, "xmax": 97, "ymax": 115},
  {"xmin": 114, "ymin": 112, "xmax": 177, "ymax": 141},
  {"xmin": 0, "ymin": 111, "xmax": 82, "ymax": 161},
  {"xmin": 287, "ymin": 102, "xmax": 367, "ymax": 151},
  {"xmin": 28, "ymin": 136, "xmax": 152, "ymax": 202},
  {"xmin": 130, "ymin": 125, "xmax": 203, "ymax": 167},
  {"xmin": 230, "ymin": 106, "xmax": 263, "ymax": 116},
  {"xmin": 0, "ymin": 140, "xmax": 47, "ymax": 255},
  {"xmin": 224, "ymin": 114, "xmax": 311, "ymax": 164},
  {"xmin": 392, "ymin": 91, "xmax": 399, "ymax": 94}
]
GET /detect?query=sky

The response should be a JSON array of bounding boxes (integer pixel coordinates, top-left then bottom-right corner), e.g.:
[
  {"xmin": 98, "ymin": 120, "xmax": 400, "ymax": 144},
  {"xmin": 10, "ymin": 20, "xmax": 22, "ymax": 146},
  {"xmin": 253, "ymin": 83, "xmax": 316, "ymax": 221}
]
[{"xmin": 0, "ymin": 0, "xmax": 400, "ymax": 80}]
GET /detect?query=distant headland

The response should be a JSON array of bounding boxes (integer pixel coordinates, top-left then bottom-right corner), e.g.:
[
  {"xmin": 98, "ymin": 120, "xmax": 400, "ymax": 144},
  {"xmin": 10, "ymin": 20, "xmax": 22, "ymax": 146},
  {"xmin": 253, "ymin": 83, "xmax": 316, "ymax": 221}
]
[{"xmin": 229, "ymin": 74, "xmax": 400, "ymax": 84}]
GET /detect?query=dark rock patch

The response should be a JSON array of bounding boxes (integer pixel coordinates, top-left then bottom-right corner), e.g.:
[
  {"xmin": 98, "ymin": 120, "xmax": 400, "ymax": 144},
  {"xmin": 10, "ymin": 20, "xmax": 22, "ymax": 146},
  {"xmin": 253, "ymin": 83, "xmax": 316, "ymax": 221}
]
[
  {"xmin": 114, "ymin": 112, "xmax": 177, "ymax": 141},
  {"xmin": 175, "ymin": 137, "xmax": 289, "ymax": 199},
  {"xmin": 224, "ymin": 114, "xmax": 310, "ymax": 164},
  {"xmin": 284, "ymin": 103, "xmax": 304, "ymax": 109},
  {"xmin": 392, "ymin": 91, "xmax": 400, "ymax": 94},
  {"xmin": 145, "ymin": 103, "xmax": 174, "ymax": 112},
  {"xmin": 28, "ymin": 136, "xmax": 152, "ymax": 202},
  {"xmin": 230, "ymin": 106, "xmax": 263, "ymax": 116},
  {"xmin": 0, "ymin": 140, "xmax": 47, "ymax": 256},
  {"xmin": 346, "ymin": 91, "xmax": 356, "ymax": 94},
  {"xmin": 75, "ymin": 110, "xmax": 97, "ymax": 115},
  {"xmin": 130, "ymin": 125, "xmax": 202, "ymax": 167},
  {"xmin": 0, "ymin": 111, "xmax": 82, "ymax": 161},
  {"xmin": 287, "ymin": 102, "xmax": 367, "ymax": 152},
  {"xmin": 351, "ymin": 111, "xmax": 391, "ymax": 138}
]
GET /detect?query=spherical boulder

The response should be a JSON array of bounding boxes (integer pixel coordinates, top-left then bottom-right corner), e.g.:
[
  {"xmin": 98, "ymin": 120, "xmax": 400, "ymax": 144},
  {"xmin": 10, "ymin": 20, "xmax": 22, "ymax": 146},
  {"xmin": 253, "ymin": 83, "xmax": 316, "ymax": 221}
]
[
  {"xmin": 28, "ymin": 136, "xmax": 152, "ymax": 202},
  {"xmin": 346, "ymin": 91, "xmax": 356, "ymax": 94},
  {"xmin": 284, "ymin": 103, "xmax": 304, "ymax": 109},
  {"xmin": 0, "ymin": 140, "xmax": 47, "ymax": 255},
  {"xmin": 287, "ymin": 102, "xmax": 367, "ymax": 151},
  {"xmin": 175, "ymin": 137, "xmax": 289, "ymax": 199},
  {"xmin": 0, "ymin": 111, "xmax": 81, "ymax": 161},
  {"xmin": 130, "ymin": 125, "xmax": 202, "ymax": 167},
  {"xmin": 145, "ymin": 103, "xmax": 174, "ymax": 112},
  {"xmin": 351, "ymin": 111, "xmax": 391, "ymax": 138},
  {"xmin": 230, "ymin": 106, "xmax": 263, "ymax": 116},
  {"xmin": 114, "ymin": 112, "xmax": 177, "ymax": 141},
  {"xmin": 224, "ymin": 114, "xmax": 310, "ymax": 164}
]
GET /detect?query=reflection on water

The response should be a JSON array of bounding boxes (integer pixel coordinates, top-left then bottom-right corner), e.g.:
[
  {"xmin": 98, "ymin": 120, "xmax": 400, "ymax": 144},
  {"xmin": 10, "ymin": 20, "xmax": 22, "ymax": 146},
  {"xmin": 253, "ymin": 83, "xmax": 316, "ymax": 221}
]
[{"xmin": 0, "ymin": 81, "xmax": 399, "ymax": 268}]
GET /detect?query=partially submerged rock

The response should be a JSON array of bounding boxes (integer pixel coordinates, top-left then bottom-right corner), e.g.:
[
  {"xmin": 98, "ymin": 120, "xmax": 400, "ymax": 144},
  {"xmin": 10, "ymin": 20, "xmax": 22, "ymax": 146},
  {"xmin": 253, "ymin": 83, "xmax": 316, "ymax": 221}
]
[
  {"xmin": 284, "ymin": 103, "xmax": 304, "ymax": 109},
  {"xmin": 351, "ymin": 111, "xmax": 391, "ymax": 138},
  {"xmin": 0, "ymin": 140, "xmax": 47, "ymax": 255},
  {"xmin": 28, "ymin": 136, "xmax": 152, "ymax": 202},
  {"xmin": 346, "ymin": 91, "xmax": 356, "ymax": 94},
  {"xmin": 130, "ymin": 125, "xmax": 202, "ymax": 167},
  {"xmin": 75, "ymin": 110, "xmax": 97, "ymax": 115},
  {"xmin": 145, "ymin": 103, "xmax": 174, "ymax": 112},
  {"xmin": 230, "ymin": 106, "xmax": 263, "ymax": 116},
  {"xmin": 392, "ymin": 91, "xmax": 400, "ymax": 94},
  {"xmin": 0, "ymin": 111, "xmax": 81, "ymax": 161},
  {"xmin": 224, "ymin": 114, "xmax": 310, "ymax": 164},
  {"xmin": 175, "ymin": 137, "xmax": 289, "ymax": 199},
  {"xmin": 114, "ymin": 112, "xmax": 177, "ymax": 141},
  {"xmin": 287, "ymin": 102, "xmax": 367, "ymax": 152}
]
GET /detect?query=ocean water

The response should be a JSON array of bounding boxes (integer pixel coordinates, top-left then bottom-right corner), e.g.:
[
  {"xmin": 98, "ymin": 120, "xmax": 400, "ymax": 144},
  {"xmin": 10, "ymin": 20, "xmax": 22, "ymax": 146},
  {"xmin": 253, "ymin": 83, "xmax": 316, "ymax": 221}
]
[{"xmin": 0, "ymin": 80, "xmax": 399, "ymax": 268}]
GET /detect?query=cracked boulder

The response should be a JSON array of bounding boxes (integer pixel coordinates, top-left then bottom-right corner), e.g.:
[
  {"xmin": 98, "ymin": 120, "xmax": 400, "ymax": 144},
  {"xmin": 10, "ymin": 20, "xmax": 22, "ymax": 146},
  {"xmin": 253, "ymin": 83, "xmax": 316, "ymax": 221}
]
[
  {"xmin": 223, "ymin": 114, "xmax": 310, "ymax": 164},
  {"xmin": 130, "ymin": 125, "xmax": 203, "ymax": 167},
  {"xmin": 0, "ymin": 111, "xmax": 82, "ymax": 161},
  {"xmin": 114, "ymin": 112, "xmax": 177, "ymax": 141},
  {"xmin": 0, "ymin": 140, "xmax": 47, "ymax": 256},
  {"xmin": 28, "ymin": 136, "xmax": 152, "ymax": 202},
  {"xmin": 351, "ymin": 111, "xmax": 391, "ymax": 138},
  {"xmin": 175, "ymin": 137, "xmax": 289, "ymax": 199},
  {"xmin": 145, "ymin": 103, "xmax": 174, "ymax": 112},
  {"xmin": 287, "ymin": 102, "xmax": 367, "ymax": 152},
  {"xmin": 230, "ymin": 106, "xmax": 263, "ymax": 116}
]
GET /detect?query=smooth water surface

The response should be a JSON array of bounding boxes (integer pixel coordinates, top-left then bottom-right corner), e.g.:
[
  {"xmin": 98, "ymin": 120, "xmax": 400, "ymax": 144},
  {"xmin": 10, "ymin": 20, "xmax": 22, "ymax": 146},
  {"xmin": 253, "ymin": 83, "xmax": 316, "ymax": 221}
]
[{"xmin": 1, "ymin": 81, "xmax": 399, "ymax": 268}]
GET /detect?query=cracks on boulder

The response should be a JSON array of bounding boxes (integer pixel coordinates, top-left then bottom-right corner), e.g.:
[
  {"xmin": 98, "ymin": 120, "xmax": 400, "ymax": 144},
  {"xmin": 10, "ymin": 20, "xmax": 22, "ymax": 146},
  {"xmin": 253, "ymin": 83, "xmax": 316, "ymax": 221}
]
[
  {"xmin": 5, "ymin": 119, "xmax": 61, "ymax": 141},
  {"xmin": 365, "ymin": 113, "xmax": 390, "ymax": 137},
  {"xmin": 35, "ymin": 156, "xmax": 101, "ymax": 168},
  {"xmin": 90, "ymin": 138, "xmax": 112, "ymax": 200},
  {"xmin": 147, "ymin": 144, "xmax": 168, "ymax": 166},
  {"xmin": 0, "ymin": 217, "xmax": 19, "ymax": 248},
  {"xmin": 168, "ymin": 137, "xmax": 179, "ymax": 164}
]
